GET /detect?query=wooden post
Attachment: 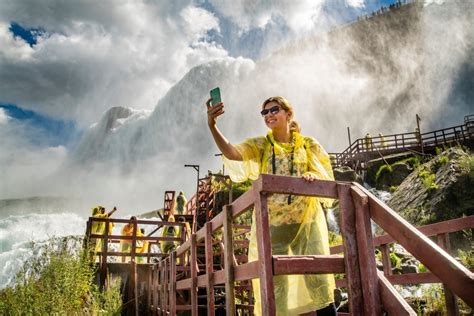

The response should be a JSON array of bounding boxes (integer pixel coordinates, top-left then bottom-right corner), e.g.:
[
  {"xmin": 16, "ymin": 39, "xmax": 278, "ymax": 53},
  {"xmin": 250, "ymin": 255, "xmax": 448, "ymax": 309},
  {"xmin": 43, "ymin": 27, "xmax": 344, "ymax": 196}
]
[
  {"xmin": 205, "ymin": 222, "xmax": 216, "ymax": 314},
  {"xmin": 100, "ymin": 218, "xmax": 110, "ymax": 290},
  {"xmin": 158, "ymin": 261, "xmax": 164, "ymax": 314},
  {"xmin": 164, "ymin": 257, "xmax": 169, "ymax": 314},
  {"xmin": 337, "ymin": 183, "xmax": 364, "ymax": 315},
  {"xmin": 437, "ymin": 233, "xmax": 459, "ymax": 316},
  {"xmin": 254, "ymin": 191, "xmax": 276, "ymax": 316},
  {"xmin": 170, "ymin": 252, "xmax": 177, "ymax": 315},
  {"xmin": 131, "ymin": 219, "xmax": 138, "ymax": 264},
  {"xmin": 130, "ymin": 259, "xmax": 138, "ymax": 316},
  {"xmin": 223, "ymin": 205, "xmax": 236, "ymax": 315},
  {"xmin": 351, "ymin": 186, "xmax": 382, "ymax": 315},
  {"xmin": 190, "ymin": 234, "xmax": 198, "ymax": 316},
  {"xmin": 148, "ymin": 265, "xmax": 153, "ymax": 311},
  {"xmin": 380, "ymin": 244, "xmax": 393, "ymax": 276}
]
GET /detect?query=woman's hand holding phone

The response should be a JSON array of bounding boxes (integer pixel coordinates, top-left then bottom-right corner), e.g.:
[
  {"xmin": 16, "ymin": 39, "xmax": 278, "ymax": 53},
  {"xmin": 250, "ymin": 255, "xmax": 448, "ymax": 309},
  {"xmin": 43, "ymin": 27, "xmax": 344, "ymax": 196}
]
[{"xmin": 206, "ymin": 98, "xmax": 224, "ymax": 127}]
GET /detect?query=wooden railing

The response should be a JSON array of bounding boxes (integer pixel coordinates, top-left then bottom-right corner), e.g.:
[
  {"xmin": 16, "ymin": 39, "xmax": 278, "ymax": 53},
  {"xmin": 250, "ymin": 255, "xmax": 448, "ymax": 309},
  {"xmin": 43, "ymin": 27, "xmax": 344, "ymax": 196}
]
[
  {"xmin": 150, "ymin": 174, "xmax": 474, "ymax": 315},
  {"xmin": 330, "ymin": 117, "xmax": 473, "ymax": 170}
]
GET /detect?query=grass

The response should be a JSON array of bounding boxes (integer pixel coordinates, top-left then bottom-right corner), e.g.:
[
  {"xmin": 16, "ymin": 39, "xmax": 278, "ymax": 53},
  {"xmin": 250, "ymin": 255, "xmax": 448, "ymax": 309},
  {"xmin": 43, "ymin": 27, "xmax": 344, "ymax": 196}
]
[{"xmin": 0, "ymin": 236, "xmax": 122, "ymax": 315}]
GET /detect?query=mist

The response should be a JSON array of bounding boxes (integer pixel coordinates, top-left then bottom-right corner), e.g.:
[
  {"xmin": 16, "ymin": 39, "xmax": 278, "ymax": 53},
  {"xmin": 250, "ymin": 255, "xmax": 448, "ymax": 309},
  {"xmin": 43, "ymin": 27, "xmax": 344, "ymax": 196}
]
[{"xmin": 1, "ymin": 1, "xmax": 472, "ymax": 214}]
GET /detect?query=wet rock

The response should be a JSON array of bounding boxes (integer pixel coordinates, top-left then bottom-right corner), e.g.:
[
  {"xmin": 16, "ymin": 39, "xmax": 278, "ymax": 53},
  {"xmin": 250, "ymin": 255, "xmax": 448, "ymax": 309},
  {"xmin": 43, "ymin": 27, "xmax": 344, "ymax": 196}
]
[
  {"xmin": 388, "ymin": 147, "xmax": 474, "ymax": 226},
  {"xmin": 333, "ymin": 166, "xmax": 363, "ymax": 184}
]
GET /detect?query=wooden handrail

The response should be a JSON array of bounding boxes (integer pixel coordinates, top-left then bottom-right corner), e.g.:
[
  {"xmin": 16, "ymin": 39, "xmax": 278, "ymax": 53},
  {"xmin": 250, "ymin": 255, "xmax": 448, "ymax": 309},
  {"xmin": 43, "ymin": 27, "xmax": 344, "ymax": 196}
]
[{"xmin": 151, "ymin": 175, "xmax": 474, "ymax": 315}]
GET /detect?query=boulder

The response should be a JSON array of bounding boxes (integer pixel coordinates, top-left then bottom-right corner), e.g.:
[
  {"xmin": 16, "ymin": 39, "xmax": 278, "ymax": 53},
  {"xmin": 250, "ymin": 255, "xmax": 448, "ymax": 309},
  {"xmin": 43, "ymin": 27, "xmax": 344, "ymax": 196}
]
[
  {"xmin": 387, "ymin": 147, "xmax": 474, "ymax": 226},
  {"xmin": 375, "ymin": 162, "xmax": 412, "ymax": 190},
  {"xmin": 333, "ymin": 166, "xmax": 363, "ymax": 183},
  {"xmin": 366, "ymin": 152, "xmax": 417, "ymax": 186}
]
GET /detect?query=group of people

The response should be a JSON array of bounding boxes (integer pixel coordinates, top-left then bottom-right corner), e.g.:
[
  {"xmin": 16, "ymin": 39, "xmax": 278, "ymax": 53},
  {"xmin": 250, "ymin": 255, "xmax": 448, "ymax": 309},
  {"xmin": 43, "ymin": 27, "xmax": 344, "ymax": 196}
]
[
  {"xmin": 89, "ymin": 192, "xmax": 189, "ymax": 264},
  {"xmin": 364, "ymin": 132, "xmax": 387, "ymax": 150}
]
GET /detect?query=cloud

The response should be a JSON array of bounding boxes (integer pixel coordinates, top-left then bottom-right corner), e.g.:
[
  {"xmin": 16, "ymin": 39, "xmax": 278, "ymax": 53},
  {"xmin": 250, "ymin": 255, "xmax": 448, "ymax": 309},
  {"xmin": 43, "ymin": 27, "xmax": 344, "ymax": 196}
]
[
  {"xmin": 0, "ymin": 108, "xmax": 9, "ymax": 124},
  {"xmin": 208, "ymin": 0, "xmax": 326, "ymax": 33},
  {"xmin": 0, "ymin": 116, "xmax": 68, "ymax": 199},
  {"xmin": 0, "ymin": 0, "xmax": 228, "ymax": 126},
  {"xmin": 346, "ymin": 0, "xmax": 365, "ymax": 8}
]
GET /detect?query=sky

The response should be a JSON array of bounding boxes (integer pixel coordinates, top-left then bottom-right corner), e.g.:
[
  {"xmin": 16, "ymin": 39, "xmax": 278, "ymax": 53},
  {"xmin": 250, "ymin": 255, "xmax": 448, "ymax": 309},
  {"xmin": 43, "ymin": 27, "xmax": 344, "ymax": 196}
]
[{"xmin": 2, "ymin": 0, "xmax": 467, "ymax": 210}]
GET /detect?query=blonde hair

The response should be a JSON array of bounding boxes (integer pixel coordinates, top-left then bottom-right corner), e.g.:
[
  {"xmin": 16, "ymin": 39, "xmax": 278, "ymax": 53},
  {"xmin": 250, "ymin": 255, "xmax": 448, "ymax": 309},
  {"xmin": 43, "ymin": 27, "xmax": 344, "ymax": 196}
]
[{"xmin": 261, "ymin": 96, "xmax": 301, "ymax": 133}]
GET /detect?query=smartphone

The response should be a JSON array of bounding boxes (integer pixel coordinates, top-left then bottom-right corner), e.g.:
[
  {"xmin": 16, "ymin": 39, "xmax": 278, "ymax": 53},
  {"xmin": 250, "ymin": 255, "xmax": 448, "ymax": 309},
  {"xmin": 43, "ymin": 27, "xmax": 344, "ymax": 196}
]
[{"xmin": 210, "ymin": 87, "xmax": 221, "ymax": 106}]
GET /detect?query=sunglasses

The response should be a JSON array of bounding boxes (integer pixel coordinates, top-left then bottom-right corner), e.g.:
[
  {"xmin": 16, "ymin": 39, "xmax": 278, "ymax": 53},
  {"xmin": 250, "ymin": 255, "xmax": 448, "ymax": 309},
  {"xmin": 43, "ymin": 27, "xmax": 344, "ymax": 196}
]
[{"xmin": 260, "ymin": 105, "xmax": 281, "ymax": 117}]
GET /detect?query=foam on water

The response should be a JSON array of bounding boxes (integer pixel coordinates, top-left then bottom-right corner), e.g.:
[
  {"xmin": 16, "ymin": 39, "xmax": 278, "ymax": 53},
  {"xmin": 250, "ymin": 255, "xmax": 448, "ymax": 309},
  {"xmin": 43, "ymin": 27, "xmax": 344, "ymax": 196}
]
[{"xmin": 0, "ymin": 212, "xmax": 86, "ymax": 288}]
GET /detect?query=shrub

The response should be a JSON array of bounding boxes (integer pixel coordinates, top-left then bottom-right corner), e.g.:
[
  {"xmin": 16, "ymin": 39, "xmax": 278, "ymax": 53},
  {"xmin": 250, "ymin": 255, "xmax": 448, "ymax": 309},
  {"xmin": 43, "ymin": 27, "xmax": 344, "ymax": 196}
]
[{"xmin": 0, "ymin": 237, "xmax": 122, "ymax": 315}]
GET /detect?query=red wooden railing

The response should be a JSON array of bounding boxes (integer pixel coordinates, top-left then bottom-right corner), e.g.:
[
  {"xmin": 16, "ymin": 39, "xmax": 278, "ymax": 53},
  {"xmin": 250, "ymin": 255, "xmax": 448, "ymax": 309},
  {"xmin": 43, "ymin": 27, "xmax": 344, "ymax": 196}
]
[
  {"xmin": 150, "ymin": 174, "xmax": 474, "ymax": 315},
  {"xmin": 330, "ymin": 115, "xmax": 473, "ymax": 170}
]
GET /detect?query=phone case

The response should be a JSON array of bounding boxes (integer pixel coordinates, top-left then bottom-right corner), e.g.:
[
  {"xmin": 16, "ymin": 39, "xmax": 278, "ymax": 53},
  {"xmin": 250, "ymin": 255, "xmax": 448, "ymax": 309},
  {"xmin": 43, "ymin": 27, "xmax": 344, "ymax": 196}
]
[{"xmin": 210, "ymin": 87, "xmax": 221, "ymax": 106}]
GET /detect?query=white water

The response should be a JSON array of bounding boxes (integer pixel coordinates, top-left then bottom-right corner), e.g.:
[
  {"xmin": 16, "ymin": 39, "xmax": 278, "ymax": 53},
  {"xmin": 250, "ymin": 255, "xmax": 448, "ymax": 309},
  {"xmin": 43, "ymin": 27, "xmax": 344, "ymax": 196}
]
[{"xmin": 0, "ymin": 212, "xmax": 86, "ymax": 288}]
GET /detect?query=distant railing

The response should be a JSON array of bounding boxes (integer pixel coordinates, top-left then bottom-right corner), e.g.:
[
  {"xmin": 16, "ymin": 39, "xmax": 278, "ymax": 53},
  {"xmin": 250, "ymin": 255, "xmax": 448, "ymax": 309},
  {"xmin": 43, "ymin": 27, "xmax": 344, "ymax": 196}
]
[
  {"xmin": 330, "ymin": 117, "xmax": 473, "ymax": 170},
  {"xmin": 150, "ymin": 174, "xmax": 474, "ymax": 315}
]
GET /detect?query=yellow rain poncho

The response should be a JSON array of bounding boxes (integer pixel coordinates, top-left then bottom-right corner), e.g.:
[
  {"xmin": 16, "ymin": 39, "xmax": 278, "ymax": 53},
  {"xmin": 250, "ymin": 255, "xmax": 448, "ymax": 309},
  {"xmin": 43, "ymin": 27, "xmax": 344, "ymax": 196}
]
[
  {"xmin": 91, "ymin": 206, "xmax": 114, "ymax": 253},
  {"xmin": 175, "ymin": 192, "xmax": 187, "ymax": 215},
  {"xmin": 136, "ymin": 229, "xmax": 149, "ymax": 263},
  {"xmin": 224, "ymin": 131, "xmax": 335, "ymax": 315},
  {"xmin": 161, "ymin": 215, "xmax": 179, "ymax": 254}
]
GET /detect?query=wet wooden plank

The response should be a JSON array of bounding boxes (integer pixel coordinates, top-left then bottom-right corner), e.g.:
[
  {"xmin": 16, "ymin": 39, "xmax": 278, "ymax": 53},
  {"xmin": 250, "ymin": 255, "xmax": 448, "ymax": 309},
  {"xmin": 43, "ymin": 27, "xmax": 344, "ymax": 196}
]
[
  {"xmin": 190, "ymin": 234, "xmax": 198, "ymax": 316},
  {"xmin": 351, "ymin": 186, "xmax": 382, "ymax": 316},
  {"xmin": 337, "ymin": 183, "xmax": 364, "ymax": 315},
  {"xmin": 223, "ymin": 205, "xmax": 236, "ymax": 315},
  {"xmin": 255, "ymin": 174, "xmax": 338, "ymax": 198},
  {"xmin": 170, "ymin": 252, "xmax": 177, "ymax": 315},
  {"xmin": 438, "ymin": 233, "xmax": 459, "ymax": 316},
  {"xmin": 273, "ymin": 255, "xmax": 345, "ymax": 275},
  {"xmin": 254, "ymin": 191, "xmax": 276, "ymax": 316},
  {"xmin": 205, "ymin": 222, "xmax": 215, "ymax": 315},
  {"xmin": 378, "ymin": 270, "xmax": 416, "ymax": 315},
  {"xmin": 234, "ymin": 261, "xmax": 259, "ymax": 281}
]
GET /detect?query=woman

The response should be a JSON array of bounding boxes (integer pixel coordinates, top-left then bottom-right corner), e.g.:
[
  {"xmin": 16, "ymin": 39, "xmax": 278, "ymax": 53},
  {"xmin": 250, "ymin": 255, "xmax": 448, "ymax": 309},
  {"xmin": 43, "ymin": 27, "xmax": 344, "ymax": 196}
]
[{"xmin": 206, "ymin": 96, "xmax": 336, "ymax": 315}]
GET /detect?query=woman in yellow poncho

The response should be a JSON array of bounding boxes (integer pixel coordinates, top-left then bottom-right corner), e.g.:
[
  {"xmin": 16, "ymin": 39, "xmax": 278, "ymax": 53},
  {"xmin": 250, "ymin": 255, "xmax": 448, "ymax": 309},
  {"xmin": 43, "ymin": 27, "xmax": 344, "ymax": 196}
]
[
  {"xmin": 91, "ymin": 206, "xmax": 117, "ymax": 257},
  {"xmin": 206, "ymin": 96, "xmax": 336, "ymax": 315}
]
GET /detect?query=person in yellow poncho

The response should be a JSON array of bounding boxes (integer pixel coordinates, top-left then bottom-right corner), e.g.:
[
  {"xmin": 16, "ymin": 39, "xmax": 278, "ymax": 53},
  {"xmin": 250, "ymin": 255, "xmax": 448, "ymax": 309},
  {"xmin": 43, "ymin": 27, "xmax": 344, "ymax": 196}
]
[
  {"xmin": 120, "ymin": 218, "xmax": 134, "ymax": 263},
  {"xmin": 175, "ymin": 191, "xmax": 187, "ymax": 215},
  {"xmin": 90, "ymin": 206, "xmax": 117, "ymax": 259},
  {"xmin": 206, "ymin": 96, "xmax": 337, "ymax": 315},
  {"xmin": 161, "ymin": 215, "xmax": 179, "ymax": 254}
]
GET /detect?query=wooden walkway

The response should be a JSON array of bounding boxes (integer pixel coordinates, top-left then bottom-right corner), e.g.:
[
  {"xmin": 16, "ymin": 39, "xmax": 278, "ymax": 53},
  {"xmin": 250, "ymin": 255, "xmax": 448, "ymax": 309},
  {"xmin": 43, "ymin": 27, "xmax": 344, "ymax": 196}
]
[
  {"xmin": 86, "ymin": 174, "xmax": 474, "ymax": 315},
  {"xmin": 330, "ymin": 114, "xmax": 474, "ymax": 170}
]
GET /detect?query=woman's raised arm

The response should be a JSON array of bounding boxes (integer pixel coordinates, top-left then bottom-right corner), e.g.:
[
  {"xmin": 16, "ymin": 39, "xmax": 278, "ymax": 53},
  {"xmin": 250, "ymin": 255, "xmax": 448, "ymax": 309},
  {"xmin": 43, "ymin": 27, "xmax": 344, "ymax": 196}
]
[{"xmin": 206, "ymin": 98, "xmax": 243, "ymax": 161}]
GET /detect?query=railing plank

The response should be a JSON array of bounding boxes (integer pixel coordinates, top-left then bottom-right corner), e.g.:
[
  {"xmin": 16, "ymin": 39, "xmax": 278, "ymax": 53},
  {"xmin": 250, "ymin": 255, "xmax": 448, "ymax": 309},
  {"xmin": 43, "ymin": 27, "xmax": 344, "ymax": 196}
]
[
  {"xmin": 256, "ymin": 174, "xmax": 338, "ymax": 198},
  {"xmin": 273, "ymin": 255, "xmax": 345, "ymax": 275},
  {"xmin": 378, "ymin": 271, "xmax": 416, "ymax": 315},
  {"xmin": 223, "ymin": 205, "xmax": 236, "ymax": 315},
  {"xmin": 355, "ymin": 183, "xmax": 474, "ymax": 307},
  {"xmin": 338, "ymin": 183, "xmax": 364, "ymax": 315},
  {"xmin": 351, "ymin": 186, "xmax": 382, "ymax": 316},
  {"xmin": 254, "ymin": 190, "xmax": 276, "ymax": 316},
  {"xmin": 204, "ymin": 222, "xmax": 215, "ymax": 315}
]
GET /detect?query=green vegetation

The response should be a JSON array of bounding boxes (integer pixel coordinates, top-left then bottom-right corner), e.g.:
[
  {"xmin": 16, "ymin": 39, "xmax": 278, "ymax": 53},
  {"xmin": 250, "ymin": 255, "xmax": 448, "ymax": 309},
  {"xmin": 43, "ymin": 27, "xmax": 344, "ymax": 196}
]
[
  {"xmin": 432, "ymin": 155, "xmax": 449, "ymax": 172},
  {"xmin": 389, "ymin": 252, "xmax": 402, "ymax": 270},
  {"xmin": 418, "ymin": 166, "xmax": 438, "ymax": 192},
  {"xmin": 395, "ymin": 156, "xmax": 422, "ymax": 170},
  {"xmin": 375, "ymin": 164, "xmax": 392, "ymax": 182},
  {"xmin": 0, "ymin": 237, "xmax": 122, "ymax": 315}
]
